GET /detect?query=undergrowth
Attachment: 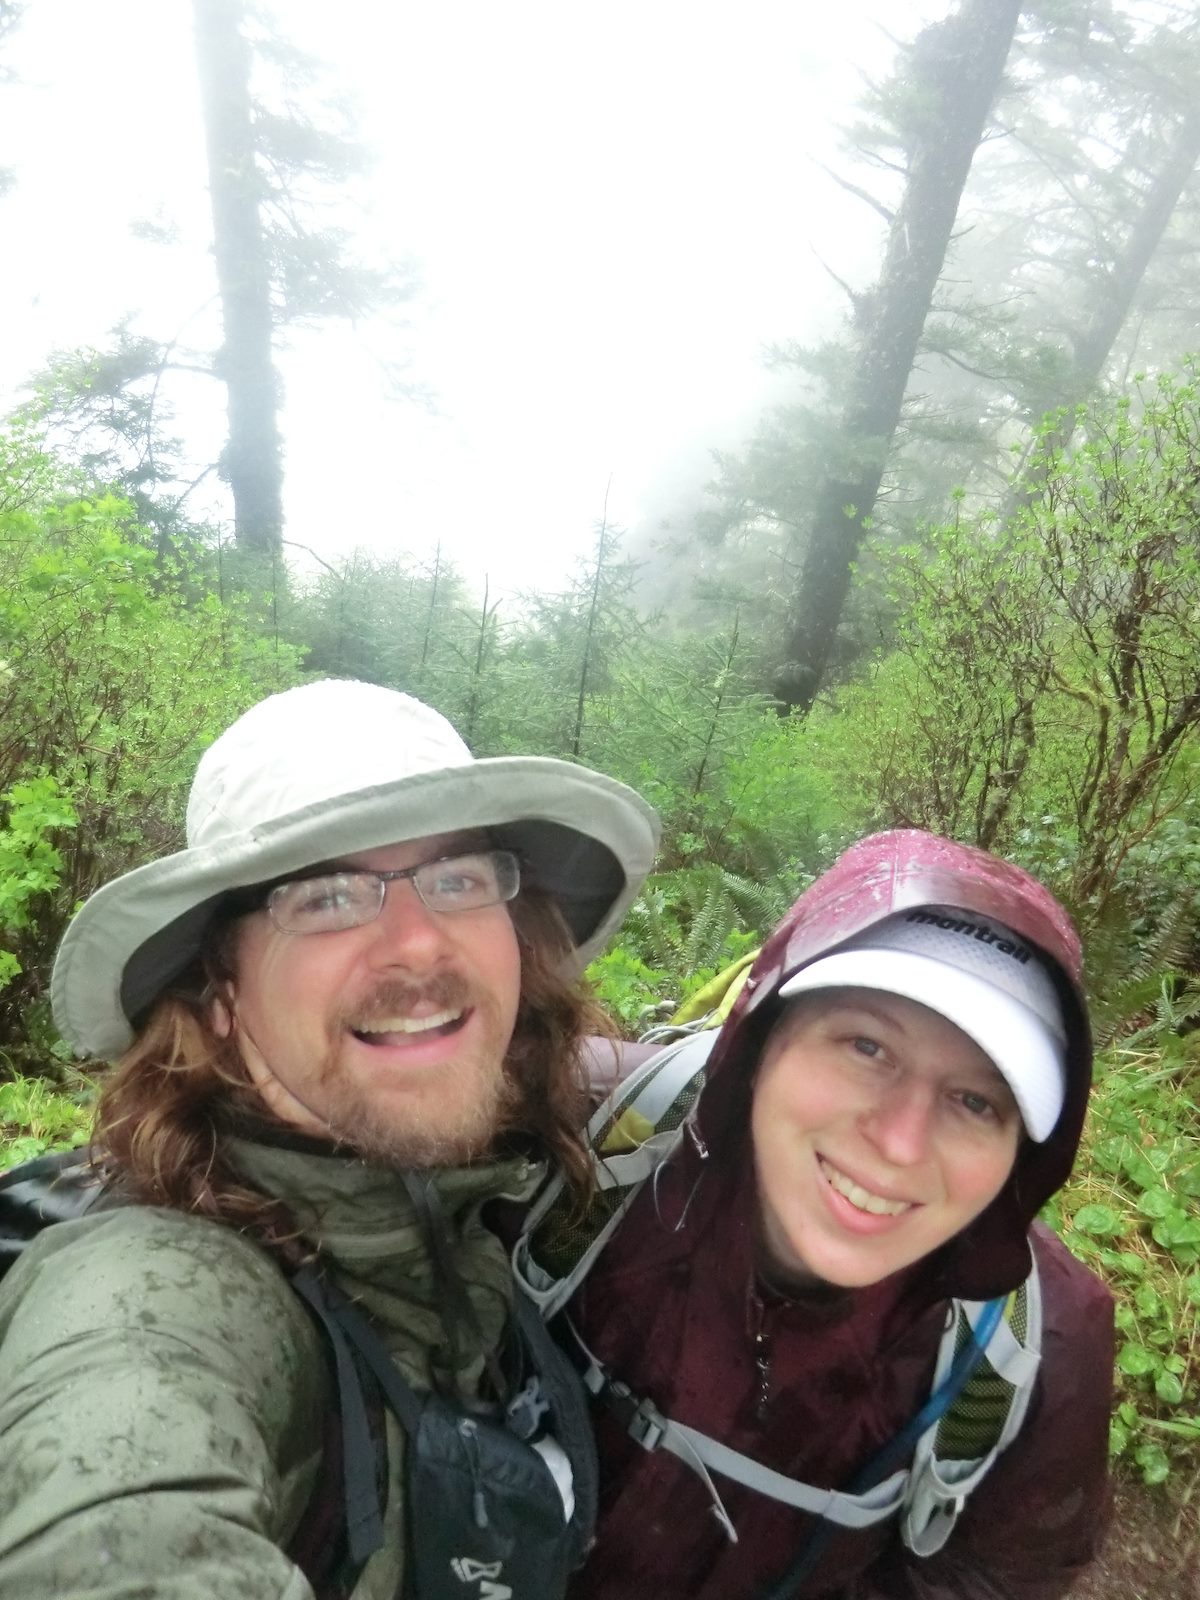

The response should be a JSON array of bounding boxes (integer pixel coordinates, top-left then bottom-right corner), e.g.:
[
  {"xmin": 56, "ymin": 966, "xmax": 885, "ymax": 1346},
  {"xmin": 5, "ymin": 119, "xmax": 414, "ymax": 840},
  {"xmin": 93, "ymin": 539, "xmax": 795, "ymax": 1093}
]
[
  {"xmin": 1048, "ymin": 1011, "xmax": 1200, "ymax": 1491},
  {"xmin": 0, "ymin": 1071, "xmax": 93, "ymax": 1170}
]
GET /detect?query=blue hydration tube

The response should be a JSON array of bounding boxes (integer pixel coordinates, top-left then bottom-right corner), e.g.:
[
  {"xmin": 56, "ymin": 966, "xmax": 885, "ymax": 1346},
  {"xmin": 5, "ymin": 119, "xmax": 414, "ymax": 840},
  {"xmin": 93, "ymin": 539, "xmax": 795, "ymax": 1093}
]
[{"xmin": 759, "ymin": 1295, "xmax": 1007, "ymax": 1600}]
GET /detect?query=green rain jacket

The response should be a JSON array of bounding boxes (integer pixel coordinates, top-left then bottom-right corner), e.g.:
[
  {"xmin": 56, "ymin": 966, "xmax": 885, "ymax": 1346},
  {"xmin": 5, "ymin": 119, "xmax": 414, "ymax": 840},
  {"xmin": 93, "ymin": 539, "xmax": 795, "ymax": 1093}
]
[{"xmin": 0, "ymin": 1133, "xmax": 541, "ymax": 1600}]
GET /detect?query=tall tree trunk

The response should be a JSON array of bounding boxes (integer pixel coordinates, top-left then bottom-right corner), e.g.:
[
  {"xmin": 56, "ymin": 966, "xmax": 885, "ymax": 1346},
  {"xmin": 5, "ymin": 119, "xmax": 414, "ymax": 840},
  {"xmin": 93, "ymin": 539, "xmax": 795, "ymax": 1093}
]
[
  {"xmin": 192, "ymin": 0, "xmax": 284, "ymax": 555},
  {"xmin": 777, "ymin": 0, "xmax": 1022, "ymax": 711}
]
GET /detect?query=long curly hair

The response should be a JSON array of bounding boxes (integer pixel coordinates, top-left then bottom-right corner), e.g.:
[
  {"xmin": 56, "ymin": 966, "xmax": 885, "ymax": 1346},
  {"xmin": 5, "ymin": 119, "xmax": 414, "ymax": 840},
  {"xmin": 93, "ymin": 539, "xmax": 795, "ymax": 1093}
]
[{"xmin": 92, "ymin": 887, "xmax": 614, "ymax": 1262}]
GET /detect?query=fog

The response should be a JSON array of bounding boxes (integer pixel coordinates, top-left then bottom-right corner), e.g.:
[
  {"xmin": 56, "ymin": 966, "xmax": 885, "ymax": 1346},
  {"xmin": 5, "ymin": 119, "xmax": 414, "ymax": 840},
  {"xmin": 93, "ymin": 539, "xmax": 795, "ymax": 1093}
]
[{"xmin": 0, "ymin": 0, "xmax": 936, "ymax": 594}]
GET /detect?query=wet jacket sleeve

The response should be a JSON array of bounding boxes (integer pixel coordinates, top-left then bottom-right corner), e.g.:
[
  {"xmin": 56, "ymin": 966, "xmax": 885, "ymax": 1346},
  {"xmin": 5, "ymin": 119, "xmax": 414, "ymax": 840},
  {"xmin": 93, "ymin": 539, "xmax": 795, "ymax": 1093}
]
[
  {"xmin": 850, "ymin": 1233, "xmax": 1115, "ymax": 1600},
  {"xmin": 0, "ymin": 1207, "xmax": 328, "ymax": 1600}
]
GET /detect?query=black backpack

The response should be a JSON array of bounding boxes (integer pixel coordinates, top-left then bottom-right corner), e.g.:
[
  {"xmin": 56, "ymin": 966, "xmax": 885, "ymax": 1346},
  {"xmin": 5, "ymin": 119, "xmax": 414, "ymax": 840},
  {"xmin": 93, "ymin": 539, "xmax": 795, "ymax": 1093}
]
[{"xmin": 0, "ymin": 1148, "xmax": 597, "ymax": 1600}]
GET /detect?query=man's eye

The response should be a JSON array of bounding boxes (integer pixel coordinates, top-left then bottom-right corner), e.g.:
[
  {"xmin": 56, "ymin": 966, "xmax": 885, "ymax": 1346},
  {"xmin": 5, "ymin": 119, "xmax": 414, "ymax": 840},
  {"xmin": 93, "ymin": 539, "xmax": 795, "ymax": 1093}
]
[
  {"xmin": 290, "ymin": 878, "xmax": 355, "ymax": 916},
  {"xmin": 428, "ymin": 855, "xmax": 496, "ymax": 898},
  {"xmin": 431, "ymin": 868, "xmax": 483, "ymax": 897}
]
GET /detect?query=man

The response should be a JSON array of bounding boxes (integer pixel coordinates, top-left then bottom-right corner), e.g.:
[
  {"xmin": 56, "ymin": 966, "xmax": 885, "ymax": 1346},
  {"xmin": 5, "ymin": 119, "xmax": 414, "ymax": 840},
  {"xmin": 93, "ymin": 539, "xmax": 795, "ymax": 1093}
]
[{"xmin": 0, "ymin": 678, "xmax": 658, "ymax": 1600}]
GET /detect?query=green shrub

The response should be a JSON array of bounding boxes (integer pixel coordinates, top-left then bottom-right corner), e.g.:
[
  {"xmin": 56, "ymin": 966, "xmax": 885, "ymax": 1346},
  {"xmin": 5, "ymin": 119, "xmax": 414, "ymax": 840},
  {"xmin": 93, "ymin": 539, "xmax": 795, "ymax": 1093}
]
[{"xmin": 1050, "ymin": 1002, "xmax": 1200, "ymax": 1487}]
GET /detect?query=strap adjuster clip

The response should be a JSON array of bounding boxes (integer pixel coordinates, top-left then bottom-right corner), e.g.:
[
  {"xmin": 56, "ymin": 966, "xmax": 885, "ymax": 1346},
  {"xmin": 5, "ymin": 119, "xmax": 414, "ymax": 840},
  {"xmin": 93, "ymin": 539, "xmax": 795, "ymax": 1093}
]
[{"xmin": 605, "ymin": 1379, "xmax": 666, "ymax": 1451}]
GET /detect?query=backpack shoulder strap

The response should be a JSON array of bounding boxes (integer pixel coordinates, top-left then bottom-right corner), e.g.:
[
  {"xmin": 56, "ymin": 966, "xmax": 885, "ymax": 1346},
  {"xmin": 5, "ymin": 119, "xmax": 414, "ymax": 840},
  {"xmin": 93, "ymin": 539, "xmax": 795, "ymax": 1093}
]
[
  {"xmin": 515, "ymin": 945, "xmax": 757, "ymax": 1319},
  {"xmin": 902, "ymin": 1258, "xmax": 1043, "ymax": 1555},
  {"xmin": 565, "ymin": 1318, "xmax": 911, "ymax": 1547},
  {"xmin": 514, "ymin": 1029, "xmax": 717, "ymax": 1318},
  {"xmin": 0, "ymin": 1148, "xmax": 105, "ymax": 1271}
]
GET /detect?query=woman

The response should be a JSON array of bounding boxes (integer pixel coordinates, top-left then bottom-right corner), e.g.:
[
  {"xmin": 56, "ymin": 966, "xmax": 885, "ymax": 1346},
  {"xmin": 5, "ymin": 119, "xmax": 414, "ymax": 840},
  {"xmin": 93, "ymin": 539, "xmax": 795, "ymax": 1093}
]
[{"xmin": 568, "ymin": 830, "xmax": 1113, "ymax": 1600}]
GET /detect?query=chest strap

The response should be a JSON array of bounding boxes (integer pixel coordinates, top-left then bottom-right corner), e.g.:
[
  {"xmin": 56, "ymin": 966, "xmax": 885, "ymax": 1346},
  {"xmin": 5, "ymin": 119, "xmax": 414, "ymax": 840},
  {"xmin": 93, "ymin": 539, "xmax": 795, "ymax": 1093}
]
[
  {"xmin": 571, "ymin": 1288, "xmax": 1015, "ymax": 1550},
  {"xmin": 573, "ymin": 1322, "xmax": 912, "ymax": 1543}
]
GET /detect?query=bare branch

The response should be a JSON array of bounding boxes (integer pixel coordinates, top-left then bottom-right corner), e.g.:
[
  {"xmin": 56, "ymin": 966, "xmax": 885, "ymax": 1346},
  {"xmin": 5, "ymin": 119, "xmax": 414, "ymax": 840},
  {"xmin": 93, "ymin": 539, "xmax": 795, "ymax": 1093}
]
[
  {"xmin": 812, "ymin": 159, "xmax": 895, "ymax": 224},
  {"xmin": 850, "ymin": 142, "xmax": 908, "ymax": 177},
  {"xmin": 281, "ymin": 538, "xmax": 344, "ymax": 581},
  {"xmin": 809, "ymin": 246, "xmax": 872, "ymax": 321},
  {"xmin": 919, "ymin": 343, "xmax": 1017, "ymax": 385}
]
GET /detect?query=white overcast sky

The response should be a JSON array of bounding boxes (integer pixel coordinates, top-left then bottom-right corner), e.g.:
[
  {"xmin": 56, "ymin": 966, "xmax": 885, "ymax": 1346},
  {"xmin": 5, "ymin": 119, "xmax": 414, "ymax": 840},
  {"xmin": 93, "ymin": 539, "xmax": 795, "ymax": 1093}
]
[{"xmin": 0, "ymin": 0, "xmax": 938, "ymax": 595}]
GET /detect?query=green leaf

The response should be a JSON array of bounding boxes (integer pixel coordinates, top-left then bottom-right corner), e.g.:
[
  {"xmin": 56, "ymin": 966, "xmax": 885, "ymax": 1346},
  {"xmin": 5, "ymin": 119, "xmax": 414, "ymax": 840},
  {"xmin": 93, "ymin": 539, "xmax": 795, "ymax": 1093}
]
[
  {"xmin": 1143, "ymin": 1417, "xmax": 1200, "ymax": 1439},
  {"xmin": 1133, "ymin": 1443, "xmax": 1170, "ymax": 1486},
  {"xmin": 1072, "ymin": 1203, "xmax": 1124, "ymax": 1237},
  {"xmin": 1151, "ymin": 1214, "xmax": 1200, "ymax": 1252},
  {"xmin": 1134, "ymin": 1283, "xmax": 1161, "ymax": 1319},
  {"xmin": 0, "ymin": 1135, "xmax": 48, "ymax": 1170},
  {"xmin": 1119, "ymin": 1141, "xmax": 1163, "ymax": 1191},
  {"xmin": 1136, "ymin": 1187, "xmax": 1175, "ymax": 1219},
  {"xmin": 1154, "ymin": 1371, "xmax": 1184, "ymax": 1405},
  {"xmin": 1117, "ymin": 1342, "xmax": 1159, "ymax": 1378}
]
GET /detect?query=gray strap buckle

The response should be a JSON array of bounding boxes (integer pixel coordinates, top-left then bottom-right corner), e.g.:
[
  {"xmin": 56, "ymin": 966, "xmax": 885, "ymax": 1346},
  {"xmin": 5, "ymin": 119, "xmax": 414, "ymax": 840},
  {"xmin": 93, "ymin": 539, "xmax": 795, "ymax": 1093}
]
[{"xmin": 604, "ymin": 1378, "xmax": 667, "ymax": 1451}]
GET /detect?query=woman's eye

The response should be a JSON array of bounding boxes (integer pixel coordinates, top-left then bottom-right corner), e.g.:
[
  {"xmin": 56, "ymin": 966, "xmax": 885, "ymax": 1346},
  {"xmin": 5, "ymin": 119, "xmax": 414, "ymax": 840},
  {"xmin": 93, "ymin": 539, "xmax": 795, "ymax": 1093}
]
[
  {"xmin": 852, "ymin": 1036, "xmax": 883, "ymax": 1058},
  {"xmin": 958, "ymin": 1089, "xmax": 996, "ymax": 1120}
]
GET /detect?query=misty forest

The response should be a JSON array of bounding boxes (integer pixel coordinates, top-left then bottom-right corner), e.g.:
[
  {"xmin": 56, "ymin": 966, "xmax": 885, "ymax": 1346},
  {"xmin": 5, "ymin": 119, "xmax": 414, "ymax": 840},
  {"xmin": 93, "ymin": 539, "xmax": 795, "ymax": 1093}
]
[{"xmin": 1, "ymin": 0, "xmax": 1199, "ymax": 1578}]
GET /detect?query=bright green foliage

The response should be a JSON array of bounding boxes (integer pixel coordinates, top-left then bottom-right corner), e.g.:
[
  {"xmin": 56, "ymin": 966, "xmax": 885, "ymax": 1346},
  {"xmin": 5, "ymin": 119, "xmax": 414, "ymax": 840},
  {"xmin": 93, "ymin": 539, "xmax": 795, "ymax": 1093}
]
[
  {"xmin": 592, "ymin": 861, "xmax": 788, "ymax": 1026},
  {"xmin": 0, "ymin": 776, "xmax": 77, "ymax": 991},
  {"xmin": 839, "ymin": 366, "xmax": 1200, "ymax": 921},
  {"xmin": 586, "ymin": 946, "xmax": 674, "ymax": 1033},
  {"xmin": 1051, "ymin": 1008, "xmax": 1200, "ymax": 1488},
  {"xmin": 0, "ymin": 431, "xmax": 303, "ymax": 1056},
  {"xmin": 580, "ymin": 622, "xmax": 782, "ymax": 859},
  {"xmin": 0, "ymin": 1076, "xmax": 91, "ymax": 1168}
]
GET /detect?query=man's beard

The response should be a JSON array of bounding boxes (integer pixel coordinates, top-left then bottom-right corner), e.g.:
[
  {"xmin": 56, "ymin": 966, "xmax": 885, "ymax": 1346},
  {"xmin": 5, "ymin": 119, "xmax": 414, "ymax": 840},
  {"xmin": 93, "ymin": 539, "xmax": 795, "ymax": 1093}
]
[{"xmin": 315, "ymin": 972, "xmax": 523, "ymax": 1168}]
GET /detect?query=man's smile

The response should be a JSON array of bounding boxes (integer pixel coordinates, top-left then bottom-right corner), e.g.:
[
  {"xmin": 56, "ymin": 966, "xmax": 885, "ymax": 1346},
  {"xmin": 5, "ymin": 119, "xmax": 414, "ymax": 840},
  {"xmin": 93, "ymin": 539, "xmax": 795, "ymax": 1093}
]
[{"xmin": 352, "ymin": 1007, "xmax": 469, "ymax": 1045}]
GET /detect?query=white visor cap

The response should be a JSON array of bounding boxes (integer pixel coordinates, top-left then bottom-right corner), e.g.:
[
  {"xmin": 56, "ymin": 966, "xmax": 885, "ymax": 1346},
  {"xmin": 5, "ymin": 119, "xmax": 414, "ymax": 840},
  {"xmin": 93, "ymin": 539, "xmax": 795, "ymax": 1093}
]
[{"xmin": 777, "ymin": 907, "xmax": 1068, "ymax": 1141}]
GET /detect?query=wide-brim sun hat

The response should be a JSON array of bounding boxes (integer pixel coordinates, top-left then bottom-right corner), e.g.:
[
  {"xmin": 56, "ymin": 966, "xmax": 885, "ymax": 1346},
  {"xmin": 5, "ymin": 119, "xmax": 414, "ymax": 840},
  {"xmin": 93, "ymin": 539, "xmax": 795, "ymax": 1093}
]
[
  {"xmin": 52, "ymin": 679, "xmax": 660, "ymax": 1058},
  {"xmin": 777, "ymin": 906, "xmax": 1068, "ymax": 1141}
]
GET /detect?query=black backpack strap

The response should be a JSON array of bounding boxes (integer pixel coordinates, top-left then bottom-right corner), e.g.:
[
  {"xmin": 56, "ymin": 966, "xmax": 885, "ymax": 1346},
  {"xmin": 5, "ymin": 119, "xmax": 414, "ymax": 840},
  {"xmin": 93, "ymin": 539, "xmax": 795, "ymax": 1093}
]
[
  {"xmin": 291, "ymin": 1265, "xmax": 390, "ymax": 1575},
  {"xmin": 291, "ymin": 1264, "xmax": 599, "ymax": 1595},
  {"xmin": 511, "ymin": 1292, "xmax": 598, "ymax": 1558},
  {"xmin": 297, "ymin": 1267, "xmax": 427, "ymax": 1435},
  {"xmin": 0, "ymin": 1148, "xmax": 104, "ymax": 1267}
]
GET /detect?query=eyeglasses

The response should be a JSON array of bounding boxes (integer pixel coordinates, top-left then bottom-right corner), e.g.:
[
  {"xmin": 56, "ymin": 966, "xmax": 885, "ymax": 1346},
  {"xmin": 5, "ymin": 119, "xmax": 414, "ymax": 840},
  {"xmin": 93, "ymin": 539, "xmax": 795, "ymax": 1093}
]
[{"xmin": 264, "ymin": 849, "xmax": 521, "ymax": 934}]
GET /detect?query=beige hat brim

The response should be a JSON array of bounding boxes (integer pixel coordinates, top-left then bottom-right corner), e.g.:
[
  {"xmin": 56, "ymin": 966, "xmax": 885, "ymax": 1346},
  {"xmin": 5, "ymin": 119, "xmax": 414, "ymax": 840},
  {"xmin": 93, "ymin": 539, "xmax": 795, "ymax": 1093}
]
[{"xmin": 52, "ymin": 755, "xmax": 658, "ymax": 1058}]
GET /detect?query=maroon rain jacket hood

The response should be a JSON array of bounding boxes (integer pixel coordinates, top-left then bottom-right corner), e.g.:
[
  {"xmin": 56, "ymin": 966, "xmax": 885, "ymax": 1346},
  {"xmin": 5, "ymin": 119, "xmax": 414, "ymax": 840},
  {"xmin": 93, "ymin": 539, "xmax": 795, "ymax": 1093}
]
[
  {"xmin": 569, "ymin": 832, "xmax": 1112, "ymax": 1600},
  {"xmin": 693, "ymin": 828, "xmax": 1093, "ymax": 1303}
]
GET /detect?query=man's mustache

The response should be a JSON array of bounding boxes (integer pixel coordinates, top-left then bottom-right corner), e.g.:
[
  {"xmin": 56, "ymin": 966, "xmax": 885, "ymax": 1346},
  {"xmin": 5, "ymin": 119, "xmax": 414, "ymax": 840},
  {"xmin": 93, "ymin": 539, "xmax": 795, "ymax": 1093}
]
[{"xmin": 336, "ymin": 972, "xmax": 472, "ymax": 1031}]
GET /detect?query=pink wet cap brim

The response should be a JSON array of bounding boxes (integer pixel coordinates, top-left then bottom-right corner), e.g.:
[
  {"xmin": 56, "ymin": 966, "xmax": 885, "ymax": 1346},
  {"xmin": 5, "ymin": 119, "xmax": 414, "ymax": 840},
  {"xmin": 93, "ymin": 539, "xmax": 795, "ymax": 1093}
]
[{"xmin": 777, "ymin": 949, "xmax": 1066, "ymax": 1141}]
